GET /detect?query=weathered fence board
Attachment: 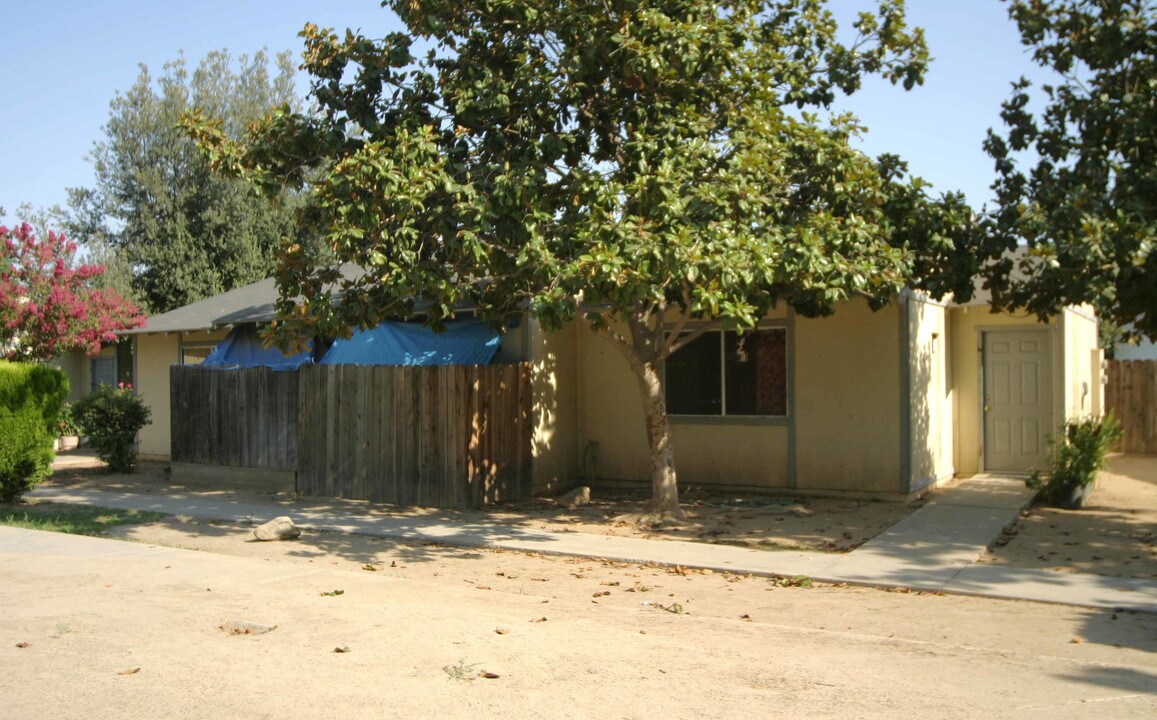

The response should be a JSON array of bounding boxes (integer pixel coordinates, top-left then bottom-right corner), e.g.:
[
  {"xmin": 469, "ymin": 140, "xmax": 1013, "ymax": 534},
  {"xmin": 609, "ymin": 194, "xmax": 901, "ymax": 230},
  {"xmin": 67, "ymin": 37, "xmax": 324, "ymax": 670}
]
[
  {"xmin": 171, "ymin": 366, "xmax": 299, "ymax": 471},
  {"xmin": 294, "ymin": 363, "xmax": 532, "ymax": 506},
  {"xmin": 1106, "ymin": 360, "xmax": 1157, "ymax": 454},
  {"xmin": 172, "ymin": 362, "xmax": 532, "ymax": 505}
]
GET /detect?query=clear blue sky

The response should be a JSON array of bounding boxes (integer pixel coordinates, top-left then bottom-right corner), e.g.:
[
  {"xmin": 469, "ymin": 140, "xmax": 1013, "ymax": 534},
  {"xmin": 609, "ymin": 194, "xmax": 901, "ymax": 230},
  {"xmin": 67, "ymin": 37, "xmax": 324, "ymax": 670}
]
[{"xmin": 0, "ymin": 1, "xmax": 1052, "ymax": 228}]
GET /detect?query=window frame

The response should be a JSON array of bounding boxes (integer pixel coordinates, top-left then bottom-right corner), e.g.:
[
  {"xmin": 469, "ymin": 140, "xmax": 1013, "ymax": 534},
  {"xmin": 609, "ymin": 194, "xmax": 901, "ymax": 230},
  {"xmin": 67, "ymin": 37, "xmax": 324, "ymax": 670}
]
[
  {"xmin": 89, "ymin": 354, "xmax": 118, "ymax": 393},
  {"xmin": 664, "ymin": 321, "xmax": 790, "ymax": 426}
]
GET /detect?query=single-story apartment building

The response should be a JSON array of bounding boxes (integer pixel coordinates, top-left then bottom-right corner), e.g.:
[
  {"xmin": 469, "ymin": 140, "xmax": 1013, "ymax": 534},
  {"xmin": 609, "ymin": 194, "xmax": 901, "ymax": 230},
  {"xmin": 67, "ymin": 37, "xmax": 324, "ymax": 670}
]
[
  {"xmin": 529, "ymin": 291, "xmax": 1102, "ymax": 497},
  {"xmin": 60, "ymin": 274, "xmax": 1103, "ymax": 500}
]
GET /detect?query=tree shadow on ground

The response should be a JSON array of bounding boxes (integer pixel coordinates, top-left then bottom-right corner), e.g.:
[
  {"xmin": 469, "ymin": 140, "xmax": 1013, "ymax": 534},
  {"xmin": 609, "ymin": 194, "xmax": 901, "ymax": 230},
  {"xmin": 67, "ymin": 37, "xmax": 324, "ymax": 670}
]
[
  {"xmin": 983, "ymin": 455, "xmax": 1157, "ymax": 580},
  {"xmin": 1070, "ymin": 605, "xmax": 1157, "ymax": 656},
  {"xmin": 1054, "ymin": 665, "xmax": 1157, "ymax": 696},
  {"xmin": 114, "ymin": 515, "xmax": 491, "ymax": 567},
  {"xmin": 46, "ymin": 453, "xmax": 917, "ymax": 554}
]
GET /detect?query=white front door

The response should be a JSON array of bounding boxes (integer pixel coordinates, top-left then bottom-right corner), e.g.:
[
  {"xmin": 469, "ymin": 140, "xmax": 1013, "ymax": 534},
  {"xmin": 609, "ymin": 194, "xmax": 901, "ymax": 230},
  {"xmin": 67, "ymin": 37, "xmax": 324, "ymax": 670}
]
[{"xmin": 983, "ymin": 329, "xmax": 1053, "ymax": 473}]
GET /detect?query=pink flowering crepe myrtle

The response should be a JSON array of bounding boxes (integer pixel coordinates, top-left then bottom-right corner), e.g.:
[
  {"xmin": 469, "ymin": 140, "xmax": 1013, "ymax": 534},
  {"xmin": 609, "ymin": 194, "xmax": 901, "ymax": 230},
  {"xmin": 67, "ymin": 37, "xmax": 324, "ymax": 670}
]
[{"xmin": 1, "ymin": 223, "xmax": 144, "ymax": 362}]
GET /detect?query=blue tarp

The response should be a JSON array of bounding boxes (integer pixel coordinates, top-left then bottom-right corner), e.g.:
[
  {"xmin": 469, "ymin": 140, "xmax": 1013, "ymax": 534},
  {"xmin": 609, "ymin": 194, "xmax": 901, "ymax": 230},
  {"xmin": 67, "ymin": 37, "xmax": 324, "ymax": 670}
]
[
  {"xmin": 320, "ymin": 319, "xmax": 501, "ymax": 366},
  {"xmin": 201, "ymin": 325, "xmax": 312, "ymax": 370}
]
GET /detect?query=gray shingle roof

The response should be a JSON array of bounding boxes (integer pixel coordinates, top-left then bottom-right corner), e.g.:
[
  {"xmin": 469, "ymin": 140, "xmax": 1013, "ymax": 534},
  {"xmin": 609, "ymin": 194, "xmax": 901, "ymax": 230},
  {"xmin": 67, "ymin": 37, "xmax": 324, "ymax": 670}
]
[
  {"xmin": 118, "ymin": 276, "xmax": 282, "ymax": 335},
  {"xmin": 120, "ymin": 265, "xmax": 374, "ymax": 335}
]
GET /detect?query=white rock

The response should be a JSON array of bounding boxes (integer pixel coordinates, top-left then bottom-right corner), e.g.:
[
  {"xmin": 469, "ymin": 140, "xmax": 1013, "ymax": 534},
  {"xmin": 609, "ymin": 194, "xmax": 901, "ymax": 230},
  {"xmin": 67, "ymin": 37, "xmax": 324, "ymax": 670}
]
[
  {"xmin": 253, "ymin": 516, "xmax": 301, "ymax": 541},
  {"xmin": 559, "ymin": 486, "xmax": 591, "ymax": 507}
]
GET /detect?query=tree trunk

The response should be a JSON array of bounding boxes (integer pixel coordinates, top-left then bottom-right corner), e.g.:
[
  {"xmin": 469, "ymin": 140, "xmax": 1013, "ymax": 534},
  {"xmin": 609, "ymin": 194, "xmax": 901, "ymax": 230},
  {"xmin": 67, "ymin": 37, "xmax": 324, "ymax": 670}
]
[{"xmin": 631, "ymin": 358, "xmax": 683, "ymax": 518}]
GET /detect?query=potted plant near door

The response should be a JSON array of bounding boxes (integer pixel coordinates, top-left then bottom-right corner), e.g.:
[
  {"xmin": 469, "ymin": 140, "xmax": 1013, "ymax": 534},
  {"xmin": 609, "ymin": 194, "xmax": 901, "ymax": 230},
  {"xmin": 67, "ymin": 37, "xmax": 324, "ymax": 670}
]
[
  {"xmin": 1027, "ymin": 413, "xmax": 1123, "ymax": 509},
  {"xmin": 55, "ymin": 403, "xmax": 81, "ymax": 451}
]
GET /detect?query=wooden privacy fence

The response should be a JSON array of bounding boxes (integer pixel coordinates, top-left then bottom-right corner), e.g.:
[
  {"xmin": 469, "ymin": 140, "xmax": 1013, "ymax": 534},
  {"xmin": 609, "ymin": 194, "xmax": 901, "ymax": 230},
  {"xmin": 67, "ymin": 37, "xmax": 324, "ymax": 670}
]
[
  {"xmin": 1105, "ymin": 360, "xmax": 1157, "ymax": 454},
  {"xmin": 297, "ymin": 364, "xmax": 532, "ymax": 506},
  {"xmin": 170, "ymin": 363, "xmax": 532, "ymax": 506},
  {"xmin": 171, "ymin": 365, "xmax": 299, "ymax": 471}
]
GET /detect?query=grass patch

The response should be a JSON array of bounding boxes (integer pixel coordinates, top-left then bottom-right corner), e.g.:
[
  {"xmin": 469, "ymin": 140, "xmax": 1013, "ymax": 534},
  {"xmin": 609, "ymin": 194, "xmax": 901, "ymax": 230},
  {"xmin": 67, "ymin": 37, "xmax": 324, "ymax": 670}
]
[{"xmin": 0, "ymin": 502, "xmax": 165, "ymax": 536}]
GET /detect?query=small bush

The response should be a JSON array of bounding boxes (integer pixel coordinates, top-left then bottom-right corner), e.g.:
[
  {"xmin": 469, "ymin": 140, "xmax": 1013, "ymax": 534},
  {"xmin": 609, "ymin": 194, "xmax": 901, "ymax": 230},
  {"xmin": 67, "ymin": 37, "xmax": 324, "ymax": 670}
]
[
  {"xmin": 74, "ymin": 383, "xmax": 151, "ymax": 473},
  {"xmin": 0, "ymin": 361, "xmax": 68, "ymax": 502},
  {"xmin": 1028, "ymin": 413, "xmax": 1122, "ymax": 506},
  {"xmin": 56, "ymin": 403, "xmax": 81, "ymax": 436}
]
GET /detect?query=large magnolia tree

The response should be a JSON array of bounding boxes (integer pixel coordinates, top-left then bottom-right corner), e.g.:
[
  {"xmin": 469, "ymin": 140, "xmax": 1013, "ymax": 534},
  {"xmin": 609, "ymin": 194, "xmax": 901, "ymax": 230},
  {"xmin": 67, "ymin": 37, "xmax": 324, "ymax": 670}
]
[
  {"xmin": 985, "ymin": 0, "xmax": 1156, "ymax": 339},
  {"xmin": 188, "ymin": 0, "xmax": 982, "ymax": 517}
]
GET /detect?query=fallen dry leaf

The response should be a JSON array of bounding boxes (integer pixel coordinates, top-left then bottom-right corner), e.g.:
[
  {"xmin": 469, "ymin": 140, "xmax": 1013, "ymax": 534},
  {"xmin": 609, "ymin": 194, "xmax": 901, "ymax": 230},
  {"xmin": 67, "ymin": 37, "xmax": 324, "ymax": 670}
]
[
  {"xmin": 333, "ymin": 646, "xmax": 351, "ymax": 653},
  {"xmin": 530, "ymin": 617, "xmax": 548, "ymax": 623},
  {"xmin": 494, "ymin": 628, "xmax": 510, "ymax": 635},
  {"xmin": 479, "ymin": 671, "xmax": 500, "ymax": 679},
  {"xmin": 739, "ymin": 614, "xmax": 752, "ymax": 622},
  {"xmin": 15, "ymin": 642, "xmax": 30, "ymax": 648},
  {"xmin": 118, "ymin": 668, "xmax": 141, "ymax": 676}
]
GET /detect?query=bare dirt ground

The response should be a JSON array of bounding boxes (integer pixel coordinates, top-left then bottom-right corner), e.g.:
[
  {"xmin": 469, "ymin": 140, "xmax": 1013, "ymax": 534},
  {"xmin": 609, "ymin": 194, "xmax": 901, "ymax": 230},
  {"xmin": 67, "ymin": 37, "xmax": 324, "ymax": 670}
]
[
  {"xmin": 981, "ymin": 454, "xmax": 1157, "ymax": 579},
  {"xmin": 3, "ymin": 521, "xmax": 1156, "ymax": 720},
  {"xmin": 5, "ymin": 454, "xmax": 1156, "ymax": 718},
  {"xmin": 45, "ymin": 454, "xmax": 919, "ymax": 553}
]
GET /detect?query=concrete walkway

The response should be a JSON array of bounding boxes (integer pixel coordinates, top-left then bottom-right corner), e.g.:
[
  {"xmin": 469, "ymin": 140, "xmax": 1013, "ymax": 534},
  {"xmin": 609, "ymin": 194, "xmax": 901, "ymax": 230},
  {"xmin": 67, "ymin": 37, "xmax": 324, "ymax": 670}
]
[{"xmin": 29, "ymin": 476, "xmax": 1157, "ymax": 614}]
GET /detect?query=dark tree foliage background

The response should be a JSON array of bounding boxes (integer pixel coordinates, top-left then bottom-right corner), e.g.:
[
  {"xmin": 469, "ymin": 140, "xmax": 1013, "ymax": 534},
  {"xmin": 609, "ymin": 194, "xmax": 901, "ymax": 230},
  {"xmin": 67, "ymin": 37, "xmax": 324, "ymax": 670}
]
[{"xmin": 66, "ymin": 49, "xmax": 310, "ymax": 314}]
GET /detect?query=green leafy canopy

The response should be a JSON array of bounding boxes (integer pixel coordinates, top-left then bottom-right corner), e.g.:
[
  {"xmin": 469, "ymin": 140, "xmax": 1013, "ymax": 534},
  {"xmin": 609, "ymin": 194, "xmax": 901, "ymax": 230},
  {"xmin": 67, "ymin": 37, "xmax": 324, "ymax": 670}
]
[
  {"xmin": 187, "ymin": 0, "xmax": 981, "ymax": 349},
  {"xmin": 985, "ymin": 0, "xmax": 1156, "ymax": 340}
]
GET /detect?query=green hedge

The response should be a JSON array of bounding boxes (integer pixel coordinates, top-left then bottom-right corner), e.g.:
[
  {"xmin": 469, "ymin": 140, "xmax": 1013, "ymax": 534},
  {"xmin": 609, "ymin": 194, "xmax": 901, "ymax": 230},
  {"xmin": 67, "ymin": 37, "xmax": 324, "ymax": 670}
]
[{"xmin": 0, "ymin": 361, "xmax": 68, "ymax": 502}]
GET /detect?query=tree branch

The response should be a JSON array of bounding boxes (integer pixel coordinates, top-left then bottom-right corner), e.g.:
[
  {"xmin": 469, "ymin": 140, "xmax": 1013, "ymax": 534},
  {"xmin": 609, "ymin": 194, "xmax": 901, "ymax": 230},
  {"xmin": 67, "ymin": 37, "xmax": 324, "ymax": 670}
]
[
  {"xmin": 661, "ymin": 318, "xmax": 721, "ymax": 360},
  {"xmin": 602, "ymin": 325, "xmax": 636, "ymax": 363},
  {"xmin": 657, "ymin": 283, "xmax": 696, "ymax": 359}
]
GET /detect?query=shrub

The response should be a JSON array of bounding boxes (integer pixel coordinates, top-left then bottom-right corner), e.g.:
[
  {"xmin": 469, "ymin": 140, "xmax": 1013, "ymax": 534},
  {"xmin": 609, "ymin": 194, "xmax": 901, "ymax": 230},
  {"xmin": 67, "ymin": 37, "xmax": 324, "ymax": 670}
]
[
  {"xmin": 56, "ymin": 402, "xmax": 81, "ymax": 436},
  {"xmin": 1028, "ymin": 413, "xmax": 1123, "ymax": 507},
  {"xmin": 73, "ymin": 383, "xmax": 151, "ymax": 473},
  {"xmin": 0, "ymin": 361, "xmax": 68, "ymax": 502}
]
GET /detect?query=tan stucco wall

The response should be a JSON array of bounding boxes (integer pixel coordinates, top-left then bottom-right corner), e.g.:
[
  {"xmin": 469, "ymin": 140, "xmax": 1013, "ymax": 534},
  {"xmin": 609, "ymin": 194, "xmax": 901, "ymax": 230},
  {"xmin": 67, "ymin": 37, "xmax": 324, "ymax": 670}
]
[
  {"xmin": 529, "ymin": 320, "xmax": 579, "ymax": 494},
  {"xmin": 134, "ymin": 329, "xmax": 230, "ymax": 458},
  {"xmin": 134, "ymin": 333, "xmax": 179, "ymax": 457},
  {"xmin": 573, "ymin": 305, "xmax": 791, "ymax": 490},
  {"xmin": 949, "ymin": 307, "xmax": 1062, "ymax": 475},
  {"xmin": 51, "ymin": 350, "xmax": 88, "ymax": 402},
  {"xmin": 1062, "ymin": 306, "xmax": 1102, "ymax": 418},
  {"xmin": 948, "ymin": 304, "xmax": 1103, "ymax": 476},
  {"xmin": 794, "ymin": 299, "xmax": 902, "ymax": 492},
  {"xmin": 52, "ymin": 345, "xmax": 123, "ymax": 403},
  {"xmin": 493, "ymin": 320, "xmax": 529, "ymax": 364},
  {"xmin": 908, "ymin": 297, "xmax": 954, "ymax": 491},
  {"xmin": 572, "ymin": 299, "xmax": 910, "ymax": 493}
]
